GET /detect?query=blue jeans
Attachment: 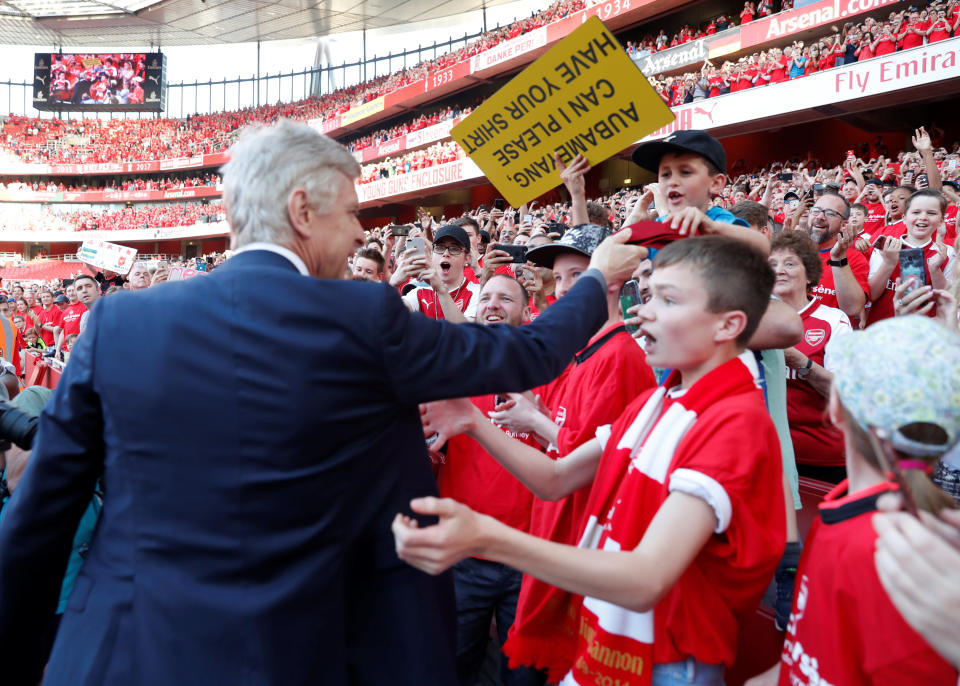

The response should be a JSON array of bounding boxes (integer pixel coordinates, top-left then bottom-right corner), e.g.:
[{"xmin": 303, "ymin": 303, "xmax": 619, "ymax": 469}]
[
  {"xmin": 652, "ymin": 658, "xmax": 725, "ymax": 686},
  {"xmin": 453, "ymin": 557, "xmax": 545, "ymax": 686}
]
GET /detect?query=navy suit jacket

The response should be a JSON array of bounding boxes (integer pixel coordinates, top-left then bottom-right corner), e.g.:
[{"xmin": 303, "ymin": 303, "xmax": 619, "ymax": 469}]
[{"xmin": 0, "ymin": 250, "xmax": 608, "ymax": 685}]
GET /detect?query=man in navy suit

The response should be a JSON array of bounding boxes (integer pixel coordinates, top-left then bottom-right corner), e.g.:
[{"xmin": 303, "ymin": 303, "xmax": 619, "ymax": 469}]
[{"xmin": 0, "ymin": 121, "xmax": 643, "ymax": 686}]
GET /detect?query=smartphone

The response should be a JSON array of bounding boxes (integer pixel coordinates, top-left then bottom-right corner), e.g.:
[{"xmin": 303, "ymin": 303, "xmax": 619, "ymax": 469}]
[
  {"xmin": 947, "ymin": 158, "xmax": 958, "ymax": 171},
  {"xmin": 813, "ymin": 183, "xmax": 825, "ymax": 192},
  {"xmin": 493, "ymin": 198, "xmax": 506, "ymax": 211},
  {"xmin": 619, "ymin": 280, "xmax": 642, "ymax": 334},
  {"xmin": 496, "ymin": 244, "xmax": 528, "ymax": 263},
  {"xmin": 778, "ymin": 172, "xmax": 793, "ymax": 182},
  {"xmin": 389, "ymin": 224, "xmax": 410, "ymax": 237},
  {"xmin": 872, "ymin": 235, "xmax": 887, "ymax": 251},
  {"xmin": 899, "ymin": 248, "xmax": 926, "ymax": 294},
  {"xmin": 406, "ymin": 237, "xmax": 426, "ymax": 255}
]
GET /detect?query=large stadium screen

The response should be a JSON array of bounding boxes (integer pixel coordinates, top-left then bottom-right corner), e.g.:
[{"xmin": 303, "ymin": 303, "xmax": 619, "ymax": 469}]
[{"xmin": 33, "ymin": 52, "xmax": 166, "ymax": 112}]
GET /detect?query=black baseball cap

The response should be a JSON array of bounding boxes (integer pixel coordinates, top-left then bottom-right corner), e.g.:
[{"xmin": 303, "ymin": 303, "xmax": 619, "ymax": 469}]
[
  {"xmin": 54, "ymin": 294, "xmax": 68, "ymax": 304},
  {"xmin": 631, "ymin": 130, "xmax": 727, "ymax": 174},
  {"xmin": 432, "ymin": 224, "xmax": 471, "ymax": 251}
]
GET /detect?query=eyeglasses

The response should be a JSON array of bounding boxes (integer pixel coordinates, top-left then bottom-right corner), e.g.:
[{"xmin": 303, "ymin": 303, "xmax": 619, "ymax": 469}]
[
  {"xmin": 808, "ymin": 206, "xmax": 845, "ymax": 220},
  {"xmin": 432, "ymin": 244, "xmax": 465, "ymax": 256}
]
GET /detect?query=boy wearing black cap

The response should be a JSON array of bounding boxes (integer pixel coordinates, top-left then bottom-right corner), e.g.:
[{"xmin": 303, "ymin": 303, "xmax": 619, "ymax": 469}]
[
  {"xmin": 626, "ymin": 130, "xmax": 770, "ymax": 256},
  {"xmin": 401, "ymin": 224, "xmax": 480, "ymax": 322}
]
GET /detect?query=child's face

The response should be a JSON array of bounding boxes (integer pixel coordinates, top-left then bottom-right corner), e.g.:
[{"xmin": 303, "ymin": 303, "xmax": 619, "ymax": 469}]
[
  {"xmin": 636, "ymin": 264, "xmax": 733, "ymax": 375},
  {"xmin": 657, "ymin": 153, "xmax": 725, "ymax": 214},
  {"xmin": 848, "ymin": 207, "xmax": 866, "ymax": 231},
  {"xmin": 904, "ymin": 196, "xmax": 942, "ymax": 242}
]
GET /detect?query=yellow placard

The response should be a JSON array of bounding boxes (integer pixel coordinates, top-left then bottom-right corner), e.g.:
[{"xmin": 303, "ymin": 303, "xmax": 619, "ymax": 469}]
[
  {"xmin": 451, "ymin": 16, "xmax": 674, "ymax": 208},
  {"xmin": 341, "ymin": 95, "xmax": 385, "ymax": 126}
]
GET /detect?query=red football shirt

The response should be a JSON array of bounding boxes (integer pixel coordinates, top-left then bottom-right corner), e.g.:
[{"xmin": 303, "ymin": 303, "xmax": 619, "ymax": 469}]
[
  {"xmin": 808, "ymin": 247, "xmax": 869, "ymax": 312},
  {"xmin": 35, "ymin": 304, "xmax": 64, "ymax": 347},
  {"xmin": 579, "ymin": 376, "xmax": 784, "ymax": 668},
  {"xmin": 867, "ymin": 237, "xmax": 951, "ymax": 325},
  {"xmin": 786, "ymin": 301, "xmax": 850, "ymax": 466},
  {"xmin": 779, "ymin": 481, "xmax": 958, "ymax": 686},
  {"xmin": 862, "ymin": 201, "xmax": 887, "ymax": 235},
  {"xmin": 439, "ymin": 394, "xmax": 538, "ymax": 532},
  {"xmin": 60, "ymin": 301, "xmax": 87, "ymax": 337}
]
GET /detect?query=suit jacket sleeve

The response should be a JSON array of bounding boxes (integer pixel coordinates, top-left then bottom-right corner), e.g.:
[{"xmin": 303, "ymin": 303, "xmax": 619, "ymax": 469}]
[
  {"xmin": 0, "ymin": 303, "xmax": 106, "ymax": 685},
  {"xmin": 379, "ymin": 273, "xmax": 608, "ymax": 404}
]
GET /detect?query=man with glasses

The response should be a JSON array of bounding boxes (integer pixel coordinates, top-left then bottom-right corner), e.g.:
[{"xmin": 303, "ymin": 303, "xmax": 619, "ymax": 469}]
[
  {"xmin": 402, "ymin": 224, "xmax": 480, "ymax": 322},
  {"xmin": 804, "ymin": 191, "xmax": 869, "ymax": 320}
]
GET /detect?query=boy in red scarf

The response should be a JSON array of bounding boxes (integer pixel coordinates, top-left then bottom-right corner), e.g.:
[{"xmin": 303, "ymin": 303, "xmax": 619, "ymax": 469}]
[{"xmin": 395, "ymin": 236, "xmax": 785, "ymax": 686}]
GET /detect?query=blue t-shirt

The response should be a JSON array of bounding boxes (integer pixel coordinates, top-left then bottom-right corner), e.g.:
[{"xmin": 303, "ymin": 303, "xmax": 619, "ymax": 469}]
[
  {"xmin": 655, "ymin": 204, "xmax": 750, "ymax": 228},
  {"xmin": 789, "ymin": 56, "xmax": 807, "ymax": 78}
]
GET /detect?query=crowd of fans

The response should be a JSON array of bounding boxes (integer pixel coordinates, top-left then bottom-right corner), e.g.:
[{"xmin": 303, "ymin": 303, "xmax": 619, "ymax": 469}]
[
  {"xmin": 0, "ymin": 201, "xmax": 223, "ymax": 233},
  {"xmin": 344, "ymin": 105, "xmax": 472, "ymax": 153},
  {"xmin": 1, "ymin": 112, "xmax": 959, "ymax": 686},
  {"xmin": 648, "ymin": 2, "xmax": 960, "ymax": 105},
  {"xmin": 359, "ymin": 141, "xmax": 465, "ymax": 183},
  {"xmin": 0, "ymin": 173, "xmax": 220, "ymax": 194},
  {"xmin": 0, "ymin": 1, "xmax": 585, "ymax": 166},
  {"xmin": 625, "ymin": 0, "xmax": 785, "ymax": 57}
]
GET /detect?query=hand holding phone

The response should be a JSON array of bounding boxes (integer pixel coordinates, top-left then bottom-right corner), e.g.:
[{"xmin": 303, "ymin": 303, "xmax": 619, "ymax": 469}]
[
  {"xmin": 899, "ymin": 248, "xmax": 926, "ymax": 295},
  {"xmin": 619, "ymin": 280, "xmax": 642, "ymax": 334},
  {"xmin": 495, "ymin": 244, "xmax": 528, "ymax": 263}
]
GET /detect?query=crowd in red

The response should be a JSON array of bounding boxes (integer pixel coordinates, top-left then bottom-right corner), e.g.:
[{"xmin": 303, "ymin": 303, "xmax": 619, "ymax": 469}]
[
  {"xmin": 648, "ymin": 2, "xmax": 960, "ymax": 105},
  {"xmin": 0, "ymin": 1, "xmax": 584, "ymax": 166},
  {"xmin": 625, "ymin": 0, "xmax": 784, "ymax": 56},
  {"xmin": 0, "ymin": 202, "xmax": 223, "ymax": 233},
  {"xmin": 0, "ymin": 173, "xmax": 220, "ymax": 194},
  {"xmin": 359, "ymin": 141, "xmax": 465, "ymax": 184},
  {"xmin": 345, "ymin": 105, "xmax": 472, "ymax": 153}
]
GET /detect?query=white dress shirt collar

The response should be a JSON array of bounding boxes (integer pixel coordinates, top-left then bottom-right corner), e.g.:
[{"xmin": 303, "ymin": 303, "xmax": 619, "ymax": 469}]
[{"xmin": 233, "ymin": 242, "xmax": 310, "ymax": 276}]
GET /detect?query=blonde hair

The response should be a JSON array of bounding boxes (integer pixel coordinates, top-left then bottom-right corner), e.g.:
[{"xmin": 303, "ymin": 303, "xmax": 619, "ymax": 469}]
[{"xmin": 842, "ymin": 404, "xmax": 954, "ymax": 514}]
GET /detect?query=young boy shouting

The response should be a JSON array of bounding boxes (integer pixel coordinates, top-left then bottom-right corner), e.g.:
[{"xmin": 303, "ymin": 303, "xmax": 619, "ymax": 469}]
[
  {"xmin": 624, "ymin": 129, "xmax": 770, "ymax": 257},
  {"xmin": 394, "ymin": 236, "xmax": 786, "ymax": 686}
]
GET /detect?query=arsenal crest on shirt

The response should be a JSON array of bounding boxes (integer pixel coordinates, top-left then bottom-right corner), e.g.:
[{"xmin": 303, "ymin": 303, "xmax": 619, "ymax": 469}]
[{"xmin": 805, "ymin": 329, "xmax": 826, "ymax": 346}]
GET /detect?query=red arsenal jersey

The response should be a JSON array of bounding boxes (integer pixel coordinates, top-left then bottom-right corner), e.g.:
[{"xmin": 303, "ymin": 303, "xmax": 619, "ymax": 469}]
[
  {"xmin": 862, "ymin": 202, "xmax": 886, "ymax": 235},
  {"xmin": 60, "ymin": 302, "xmax": 88, "ymax": 337},
  {"xmin": 402, "ymin": 278, "xmax": 480, "ymax": 320},
  {"xmin": 808, "ymin": 248, "xmax": 869, "ymax": 312},
  {"xmin": 35, "ymin": 304, "xmax": 64, "ymax": 347},
  {"xmin": 786, "ymin": 301, "xmax": 850, "ymax": 466},
  {"xmin": 439, "ymin": 394, "xmax": 538, "ymax": 532},
  {"xmin": 578, "ymin": 367, "xmax": 784, "ymax": 669},
  {"xmin": 779, "ymin": 481, "xmax": 958, "ymax": 686},
  {"xmin": 867, "ymin": 237, "xmax": 954, "ymax": 325}
]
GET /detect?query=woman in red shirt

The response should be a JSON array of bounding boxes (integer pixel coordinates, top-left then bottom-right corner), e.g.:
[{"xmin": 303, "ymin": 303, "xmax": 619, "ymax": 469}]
[{"xmin": 856, "ymin": 31, "xmax": 876, "ymax": 61}]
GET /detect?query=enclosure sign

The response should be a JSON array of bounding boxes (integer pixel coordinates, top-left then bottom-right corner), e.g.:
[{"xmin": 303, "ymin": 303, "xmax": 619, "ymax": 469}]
[
  {"xmin": 451, "ymin": 16, "xmax": 673, "ymax": 207},
  {"xmin": 77, "ymin": 239, "xmax": 137, "ymax": 275}
]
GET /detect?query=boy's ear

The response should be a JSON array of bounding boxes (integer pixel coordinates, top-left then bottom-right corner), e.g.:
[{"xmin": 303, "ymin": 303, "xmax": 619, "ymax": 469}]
[
  {"xmin": 709, "ymin": 173, "xmax": 728, "ymax": 197},
  {"xmin": 714, "ymin": 309, "xmax": 747, "ymax": 344}
]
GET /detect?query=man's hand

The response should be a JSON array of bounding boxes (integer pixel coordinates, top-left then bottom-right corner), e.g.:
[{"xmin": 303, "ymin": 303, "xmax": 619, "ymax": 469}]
[
  {"xmin": 782, "ymin": 346, "xmax": 809, "ymax": 370},
  {"xmin": 151, "ymin": 263, "xmax": 170, "ymax": 286},
  {"xmin": 829, "ymin": 226, "xmax": 856, "ymax": 260},
  {"xmin": 588, "ymin": 228, "xmax": 646, "ymax": 291},
  {"xmin": 659, "ymin": 207, "xmax": 713, "ymax": 236},
  {"xmin": 388, "ymin": 250, "xmax": 429, "ymax": 288},
  {"xmin": 420, "ymin": 398, "xmax": 481, "ymax": 447},
  {"xmin": 912, "ymin": 126, "xmax": 933, "ymax": 154},
  {"xmin": 480, "ymin": 247, "xmax": 513, "ymax": 286},
  {"xmin": 488, "ymin": 392, "xmax": 547, "ymax": 434},
  {"xmin": 855, "ymin": 235, "xmax": 871, "ymax": 254},
  {"xmin": 392, "ymin": 497, "xmax": 486, "ymax": 575}
]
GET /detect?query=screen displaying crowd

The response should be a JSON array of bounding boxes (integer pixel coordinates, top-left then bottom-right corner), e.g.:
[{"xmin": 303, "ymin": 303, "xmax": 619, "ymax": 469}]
[{"xmin": 46, "ymin": 53, "xmax": 146, "ymax": 106}]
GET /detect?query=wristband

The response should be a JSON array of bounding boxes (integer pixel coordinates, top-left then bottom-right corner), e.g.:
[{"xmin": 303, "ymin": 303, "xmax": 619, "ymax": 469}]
[{"xmin": 827, "ymin": 257, "xmax": 848, "ymax": 267}]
